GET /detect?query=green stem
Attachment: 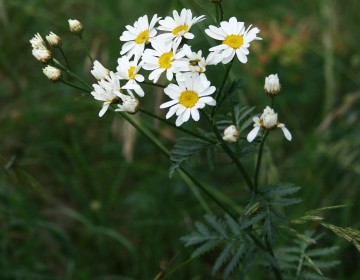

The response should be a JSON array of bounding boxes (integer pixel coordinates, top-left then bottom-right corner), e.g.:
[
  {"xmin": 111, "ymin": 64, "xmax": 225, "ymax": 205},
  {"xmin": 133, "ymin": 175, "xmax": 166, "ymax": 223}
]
[
  {"xmin": 211, "ymin": 58, "xmax": 234, "ymax": 118},
  {"xmin": 61, "ymin": 79, "xmax": 90, "ymax": 93},
  {"xmin": 53, "ymin": 58, "xmax": 93, "ymax": 91},
  {"xmin": 218, "ymin": 2, "xmax": 224, "ymax": 22},
  {"xmin": 59, "ymin": 47, "xmax": 70, "ymax": 70},
  {"xmin": 265, "ymin": 238, "xmax": 284, "ymax": 280},
  {"xmin": 160, "ymin": 257, "xmax": 197, "ymax": 280},
  {"xmin": 120, "ymin": 112, "xmax": 237, "ymax": 218},
  {"xmin": 139, "ymin": 108, "xmax": 217, "ymax": 144},
  {"xmin": 140, "ymin": 80, "xmax": 166, "ymax": 88},
  {"xmin": 254, "ymin": 130, "xmax": 269, "ymax": 192},
  {"xmin": 203, "ymin": 112, "xmax": 255, "ymax": 192},
  {"xmin": 121, "ymin": 111, "xmax": 282, "ymax": 279},
  {"xmin": 79, "ymin": 34, "xmax": 94, "ymax": 63},
  {"xmin": 271, "ymin": 96, "xmax": 275, "ymax": 108}
]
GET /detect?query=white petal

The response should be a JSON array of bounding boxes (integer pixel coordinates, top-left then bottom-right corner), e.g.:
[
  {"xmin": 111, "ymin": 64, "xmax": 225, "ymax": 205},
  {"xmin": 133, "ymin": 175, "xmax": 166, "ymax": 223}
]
[
  {"xmin": 160, "ymin": 99, "xmax": 178, "ymax": 109},
  {"xmin": 99, "ymin": 103, "xmax": 109, "ymax": 117},
  {"xmin": 278, "ymin": 124, "xmax": 292, "ymax": 141},
  {"xmin": 247, "ymin": 126, "xmax": 261, "ymax": 142},
  {"xmin": 191, "ymin": 108, "xmax": 200, "ymax": 121}
]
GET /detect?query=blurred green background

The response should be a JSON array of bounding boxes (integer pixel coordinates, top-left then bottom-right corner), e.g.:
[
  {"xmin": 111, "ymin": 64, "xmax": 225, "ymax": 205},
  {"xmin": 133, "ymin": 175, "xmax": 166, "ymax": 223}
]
[{"xmin": 1, "ymin": 0, "xmax": 359, "ymax": 279}]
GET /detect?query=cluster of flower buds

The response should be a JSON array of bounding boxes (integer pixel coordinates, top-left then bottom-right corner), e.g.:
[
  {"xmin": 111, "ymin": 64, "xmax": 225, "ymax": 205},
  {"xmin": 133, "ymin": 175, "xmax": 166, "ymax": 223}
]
[{"xmin": 30, "ymin": 33, "xmax": 52, "ymax": 64}]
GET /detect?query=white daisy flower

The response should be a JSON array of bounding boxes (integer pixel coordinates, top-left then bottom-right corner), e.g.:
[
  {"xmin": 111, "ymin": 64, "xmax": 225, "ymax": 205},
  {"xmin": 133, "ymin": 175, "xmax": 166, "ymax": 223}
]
[
  {"xmin": 264, "ymin": 74, "xmax": 281, "ymax": 96},
  {"xmin": 116, "ymin": 56, "xmax": 145, "ymax": 97},
  {"xmin": 91, "ymin": 72, "xmax": 124, "ymax": 117},
  {"xmin": 120, "ymin": 14, "xmax": 160, "ymax": 60},
  {"xmin": 141, "ymin": 39, "xmax": 187, "ymax": 83},
  {"xmin": 247, "ymin": 106, "xmax": 292, "ymax": 142},
  {"xmin": 176, "ymin": 45, "xmax": 222, "ymax": 86},
  {"xmin": 91, "ymin": 60, "xmax": 110, "ymax": 81},
  {"xmin": 160, "ymin": 73, "xmax": 216, "ymax": 126},
  {"xmin": 157, "ymin": 8, "xmax": 205, "ymax": 48},
  {"xmin": 205, "ymin": 17, "xmax": 261, "ymax": 64}
]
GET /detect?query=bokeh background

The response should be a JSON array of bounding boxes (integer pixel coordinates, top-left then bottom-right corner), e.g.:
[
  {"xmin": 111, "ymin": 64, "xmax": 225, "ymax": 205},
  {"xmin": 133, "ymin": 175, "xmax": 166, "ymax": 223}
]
[{"xmin": 1, "ymin": 0, "xmax": 359, "ymax": 279}]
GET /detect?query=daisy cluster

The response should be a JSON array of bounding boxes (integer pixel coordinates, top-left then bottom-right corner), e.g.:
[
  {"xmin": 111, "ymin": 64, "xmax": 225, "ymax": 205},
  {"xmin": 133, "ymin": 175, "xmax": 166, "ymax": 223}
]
[{"xmin": 90, "ymin": 8, "xmax": 261, "ymax": 124}]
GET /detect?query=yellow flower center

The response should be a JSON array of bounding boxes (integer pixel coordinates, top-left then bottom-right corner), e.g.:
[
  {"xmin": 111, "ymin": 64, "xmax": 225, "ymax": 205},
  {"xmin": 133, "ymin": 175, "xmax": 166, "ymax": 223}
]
[
  {"xmin": 135, "ymin": 29, "xmax": 149, "ymax": 44},
  {"xmin": 158, "ymin": 52, "xmax": 174, "ymax": 69},
  {"xmin": 128, "ymin": 66, "xmax": 136, "ymax": 80},
  {"xmin": 189, "ymin": 59, "xmax": 201, "ymax": 66},
  {"xmin": 179, "ymin": 90, "xmax": 199, "ymax": 108},
  {"xmin": 223, "ymin": 34, "xmax": 244, "ymax": 49},
  {"xmin": 172, "ymin": 24, "xmax": 189, "ymax": 36}
]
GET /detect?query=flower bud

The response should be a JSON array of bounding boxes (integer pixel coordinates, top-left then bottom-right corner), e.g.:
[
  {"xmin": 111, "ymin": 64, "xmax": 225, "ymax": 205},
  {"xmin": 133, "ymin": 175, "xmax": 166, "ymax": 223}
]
[
  {"xmin": 32, "ymin": 48, "xmax": 52, "ymax": 63},
  {"xmin": 264, "ymin": 74, "xmax": 281, "ymax": 96},
  {"xmin": 46, "ymin": 31, "xmax": 62, "ymax": 47},
  {"xmin": 223, "ymin": 125, "xmax": 240, "ymax": 143},
  {"xmin": 43, "ymin": 65, "xmax": 62, "ymax": 81},
  {"xmin": 30, "ymin": 33, "xmax": 46, "ymax": 49},
  {"xmin": 116, "ymin": 96, "xmax": 139, "ymax": 114},
  {"xmin": 261, "ymin": 106, "xmax": 278, "ymax": 129},
  {"xmin": 68, "ymin": 19, "xmax": 83, "ymax": 35}
]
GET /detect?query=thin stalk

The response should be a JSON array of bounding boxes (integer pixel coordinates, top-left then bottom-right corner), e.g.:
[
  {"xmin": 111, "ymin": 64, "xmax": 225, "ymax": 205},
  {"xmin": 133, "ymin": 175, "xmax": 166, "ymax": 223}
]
[
  {"xmin": 266, "ymin": 238, "xmax": 284, "ymax": 280},
  {"xmin": 271, "ymin": 96, "xmax": 275, "ymax": 108},
  {"xmin": 60, "ymin": 79, "xmax": 90, "ymax": 93},
  {"xmin": 121, "ymin": 111, "xmax": 282, "ymax": 280},
  {"xmin": 160, "ymin": 257, "xmax": 196, "ymax": 280},
  {"xmin": 218, "ymin": 2, "xmax": 224, "ymax": 22},
  {"xmin": 211, "ymin": 58, "xmax": 234, "ymax": 118},
  {"xmin": 52, "ymin": 58, "xmax": 93, "ymax": 91},
  {"xmin": 203, "ymin": 112, "xmax": 255, "ymax": 192},
  {"xmin": 79, "ymin": 34, "xmax": 94, "ymax": 63},
  {"xmin": 139, "ymin": 108, "xmax": 217, "ymax": 144},
  {"xmin": 140, "ymin": 80, "xmax": 166, "ymax": 88},
  {"xmin": 59, "ymin": 47, "xmax": 70, "ymax": 70},
  {"xmin": 254, "ymin": 130, "xmax": 269, "ymax": 192},
  {"xmin": 215, "ymin": 3, "xmax": 220, "ymax": 23}
]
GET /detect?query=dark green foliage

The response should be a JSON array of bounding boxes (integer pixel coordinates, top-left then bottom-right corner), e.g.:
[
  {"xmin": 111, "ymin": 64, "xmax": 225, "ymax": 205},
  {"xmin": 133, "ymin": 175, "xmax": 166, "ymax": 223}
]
[
  {"xmin": 276, "ymin": 232, "xmax": 340, "ymax": 280},
  {"xmin": 181, "ymin": 214, "xmax": 257, "ymax": 278},
  {"xmin": 169, "ymin": 136, "xmax": 216, "ymax": 177}
]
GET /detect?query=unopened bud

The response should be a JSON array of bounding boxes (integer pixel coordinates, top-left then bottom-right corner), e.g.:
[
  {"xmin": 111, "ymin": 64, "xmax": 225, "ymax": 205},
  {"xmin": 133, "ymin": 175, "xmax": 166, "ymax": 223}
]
[
  {"xmin": 223, "ymin": 125, "xmax": 240, "ymax": 143},
  {"xmin": 68, "ymin": 19, "xmax": 83, "ymax": 35},
  {"xmin": 43, "ymin": 65, "xmax": 62, "ymax": 81},
  {"xmin": 32, "ymin": 48, "xmax": 52, "ymax": 63},
  {"xmin": 46, "ymin": 31, "xmax": 62, "ymax": 47},
  {"xmin": 30, "ymin": 33, "xmax": 46, "ymax": 49},
  {"xmin": 264, "ymin": 74, "xmax": 281, "ymax": 96}
]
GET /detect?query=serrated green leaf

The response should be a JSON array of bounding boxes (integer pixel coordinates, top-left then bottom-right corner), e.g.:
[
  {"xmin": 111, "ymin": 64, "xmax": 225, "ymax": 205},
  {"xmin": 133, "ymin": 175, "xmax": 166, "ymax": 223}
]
[
  {"xmin": 191, "ymin": 239, "xmax": 223, "ymax": 258},
  {"xmin": 205, "ymin": 214, "xmax": 227, "ymax": 237},
  {"xmin": 212, "ymin": 241, "xmax": 234, "ymax": 274},
  {"xmin": 169, "ymin": 136, "xmax": 213, "ymax": 177},
  {"xmin": 223, "ymin": 245, "xmax": 244, "ymax": 278}
]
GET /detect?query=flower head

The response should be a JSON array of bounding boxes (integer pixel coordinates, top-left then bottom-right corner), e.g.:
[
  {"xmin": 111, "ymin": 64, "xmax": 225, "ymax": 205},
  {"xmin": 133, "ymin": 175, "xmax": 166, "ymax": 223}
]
[
  {"xmin": 91, "ymin": 72, "xmax": 123, "ymax": 117},
  {"xmin": 116, "ymin": 56, "xmax": 145, "ymax": 97},
  {"xmin": 205, "ymin": 17, "xmax": 261, "ymax": 64},
  {"xmin": 247, "ymin": 106, "xmax": 292, "ymax": 142},
  {"xmin": 115, "ymin": 95, "xmax": 139, "ymax": 114},
  {"xmin": 68, "ymin": 19, "xmax": 83, "ymax": 34},
  {"xmin": 160, "ymin": 73, "xmax": 216, "ymax": 126},
  {"xmin": 223, "ymin": 125, "xmax": 240, "ymax": 143},
  {"xmin": 30, "ymin": 33, "xmax": 46, "ymax": 49},
  {"xmin": 120, "ymin": 14, "xmax": 160, "ymax": 60},
  {"xmin": 141, "ymin": 39, "xmax": 187, "ymax": 83},
  {"xmin": 46, "ymin": 32, "xmax": 62, "ymax": 47},
  {"xmin": 264, "ymin": 74, "xmax": 281, "ymax": 96},
  {"xmin": 91, "ymin": 60, "xmax": 110, "ymax": 81},
  {"xmin": 32, "ymin": 48, "xmax": 52, "ymax": 63},
  {"xmin": 157, "ymin": 9, "xmax": 205, "ymax": 48},
  {"xmin": 43, "ymin": 65, "xmax": 62, "ymax": 81}
]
